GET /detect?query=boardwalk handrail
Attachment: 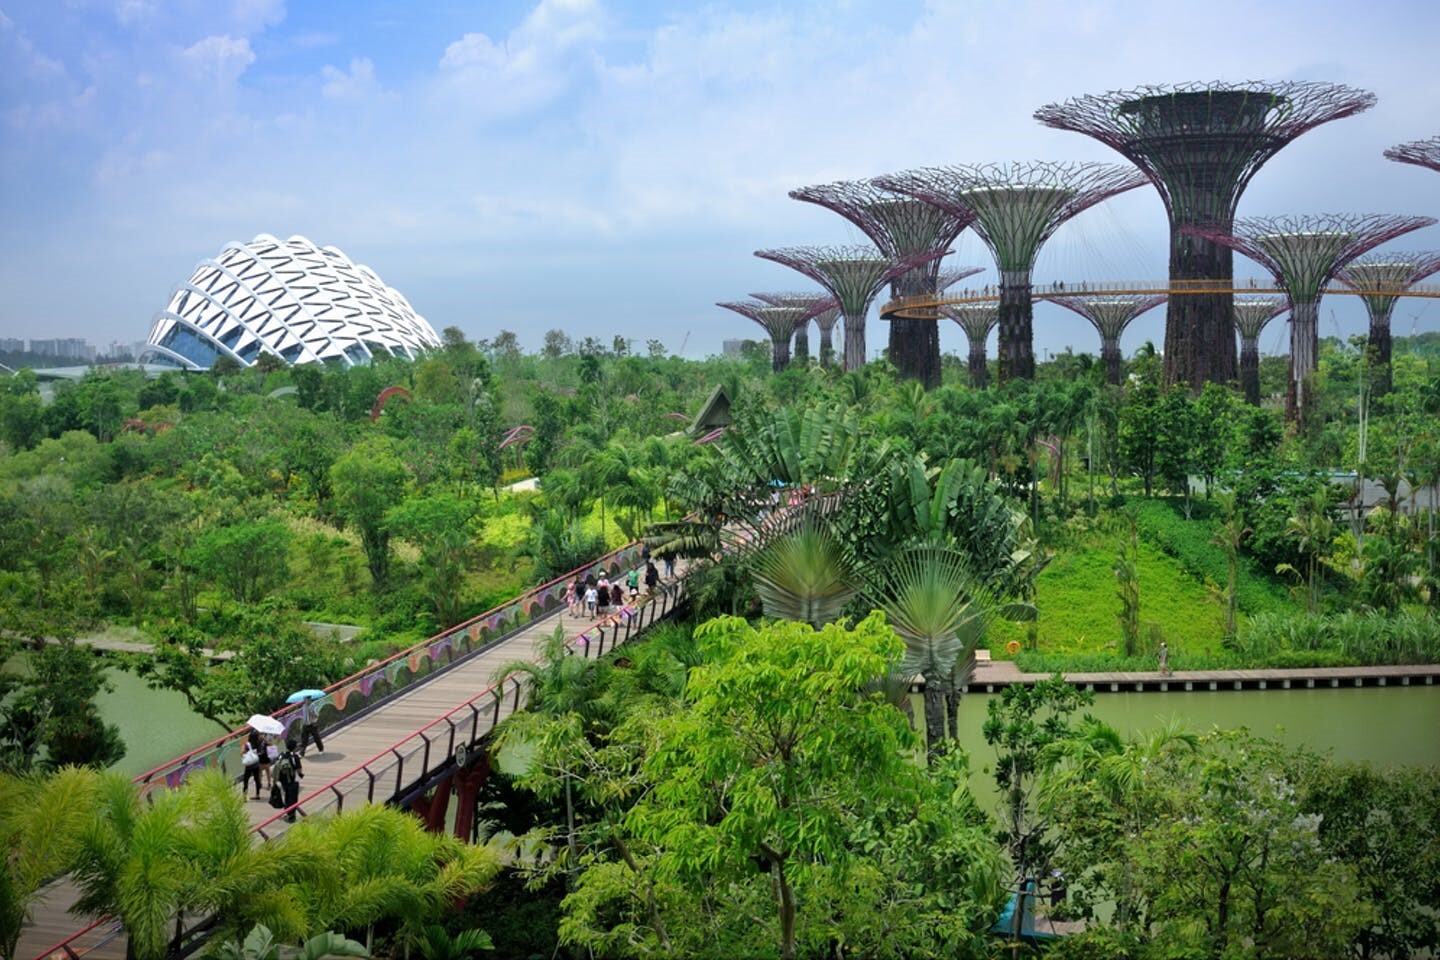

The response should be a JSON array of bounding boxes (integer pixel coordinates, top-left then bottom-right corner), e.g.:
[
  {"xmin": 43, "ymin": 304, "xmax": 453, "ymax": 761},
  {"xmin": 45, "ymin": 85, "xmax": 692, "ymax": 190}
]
[
  {"xmin": 131, "ymin": 539, "xmax": 653, "ymax": 802},
  {"xmin": 33, "ymin": 579, "xmax": 689, "ymax": 960},
  {"xmin": 248, "ymin": 581, "xmax": 688, "ymax": 839}
]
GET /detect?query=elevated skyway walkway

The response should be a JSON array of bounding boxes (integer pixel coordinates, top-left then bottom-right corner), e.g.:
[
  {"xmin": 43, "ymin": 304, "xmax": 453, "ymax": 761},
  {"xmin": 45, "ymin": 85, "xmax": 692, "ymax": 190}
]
[
  {"xmin": 881, "ymin": 279, "xmax": 1440, "ymax": 318},
  {"xmin": 23, "ymin": 540, "xmax": 687, "ymax": 960}
]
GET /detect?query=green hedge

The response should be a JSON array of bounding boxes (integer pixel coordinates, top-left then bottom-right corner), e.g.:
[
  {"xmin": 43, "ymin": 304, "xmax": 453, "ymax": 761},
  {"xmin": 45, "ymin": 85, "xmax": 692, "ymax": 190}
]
[{"xmin": 1130, "ymin": 498, "xmax": 1292, "ymax": 616}]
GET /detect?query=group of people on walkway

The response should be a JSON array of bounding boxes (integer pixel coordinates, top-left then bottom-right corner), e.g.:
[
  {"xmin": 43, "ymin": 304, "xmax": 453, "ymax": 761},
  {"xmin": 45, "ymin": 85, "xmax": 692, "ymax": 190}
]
[
  {"xmin": 241, "ymin": 694, "xmax": 325, "ymax": 821},
  {"xmin": 564, "ymin": 555, "xmax": 667, "ymax": 621}
]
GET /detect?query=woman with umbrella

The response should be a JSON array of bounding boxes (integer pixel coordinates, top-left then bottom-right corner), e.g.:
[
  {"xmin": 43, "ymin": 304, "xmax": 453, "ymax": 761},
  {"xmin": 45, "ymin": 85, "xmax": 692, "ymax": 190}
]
[{"xmin": 245, "ymin": 714, "xmax": 284, "ymax": 799}]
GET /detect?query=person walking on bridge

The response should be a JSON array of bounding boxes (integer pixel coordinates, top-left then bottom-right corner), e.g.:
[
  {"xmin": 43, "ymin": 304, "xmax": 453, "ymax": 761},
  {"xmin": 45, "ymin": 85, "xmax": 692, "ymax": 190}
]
[{"xmin": 299, "ymin": 695, "xmax": 324, "ymax": 756}]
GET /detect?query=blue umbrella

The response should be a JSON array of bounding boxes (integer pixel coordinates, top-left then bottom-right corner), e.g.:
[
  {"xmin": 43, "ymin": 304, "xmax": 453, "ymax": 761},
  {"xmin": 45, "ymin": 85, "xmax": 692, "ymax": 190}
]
[{"xmin": 286, "ymin": 689, "xmax": 328, "ymax": 704}]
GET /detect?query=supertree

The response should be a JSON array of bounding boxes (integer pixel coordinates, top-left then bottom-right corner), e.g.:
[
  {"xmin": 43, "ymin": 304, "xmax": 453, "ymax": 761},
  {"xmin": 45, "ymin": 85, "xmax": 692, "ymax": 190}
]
[
  {"xmin": 717, "ymin": 300, "xmax": 814, "ymax": 373},
  {"xmin": 755, "ymin": 245, "xmax": 942, "ymax": 372},
  {"xmin": 811, "ymin": 304, "xmax": 841, "ymax": 367},
  {"xmin": 1035, "ymin": 81, "xmax": 1377, "ymax": 391},
  {"xmin": 1385, "ymin": 136, "xmax": 1440, "ymax": 172},
  {"xmin": 877, "ymin": 161, "xmax": 1147, "ymax": 382},
  {"xmin": 940, "ymin": 303, "xmax": 999, "ymax": 388},
  {"xmin": 1336, "ymin": 250, "xmax": 1440, "ymax": 396},
  {"xmin": 1232, "ymin": 297, "xmax": 1289, "ymax": 405},
  {"xmin": 790, "ymin": 180, "xmax": 974, "ymax": 388},
  {"xmin": 1049, "ymin": 294, "xmax": 1167, "ymax": 385},
  {"xmin": 752, "ymin": 291, "xmax": 836, "ymax": 366},
  {"xmin": 1185, "ymin": 213, "xmax": 1436, "ymax": 422},
  {"xmin": 937, "ymin": 264, "xmax": 986, "ymax": 294}
]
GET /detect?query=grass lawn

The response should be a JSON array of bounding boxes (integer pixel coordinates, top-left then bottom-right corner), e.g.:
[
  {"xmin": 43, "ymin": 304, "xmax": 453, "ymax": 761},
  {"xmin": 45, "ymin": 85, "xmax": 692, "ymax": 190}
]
[{"xmin": 990, "ymin": 533, "xmax": 1228, "ymax": 660}]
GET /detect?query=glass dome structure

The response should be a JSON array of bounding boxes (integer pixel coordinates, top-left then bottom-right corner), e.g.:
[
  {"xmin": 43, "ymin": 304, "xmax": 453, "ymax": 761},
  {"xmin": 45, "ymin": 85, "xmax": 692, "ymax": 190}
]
[{"xmin": 139, "ymin": 234, "xmax": 441, "ymax": 369}]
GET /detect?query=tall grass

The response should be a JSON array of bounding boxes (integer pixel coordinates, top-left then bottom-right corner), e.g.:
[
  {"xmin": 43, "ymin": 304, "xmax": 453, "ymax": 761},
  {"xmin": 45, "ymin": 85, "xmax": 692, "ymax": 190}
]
[{"xmin": 1237, "ymin": 612, "xmax": 1440, "ymax": 666}]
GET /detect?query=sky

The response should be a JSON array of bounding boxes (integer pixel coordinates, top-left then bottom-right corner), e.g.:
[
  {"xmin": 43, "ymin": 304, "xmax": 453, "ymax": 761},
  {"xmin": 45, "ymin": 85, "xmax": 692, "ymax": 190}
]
[{"xmin": 2, "ymin": 0, "xmax": 1439, "ymax": 362}]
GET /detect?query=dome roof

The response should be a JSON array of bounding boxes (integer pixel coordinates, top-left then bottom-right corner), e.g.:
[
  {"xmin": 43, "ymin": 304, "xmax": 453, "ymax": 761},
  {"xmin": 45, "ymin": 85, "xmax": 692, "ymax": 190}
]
[{"xmin": 139, "ymin": 234, "xmax": 440, "ymax": 369}]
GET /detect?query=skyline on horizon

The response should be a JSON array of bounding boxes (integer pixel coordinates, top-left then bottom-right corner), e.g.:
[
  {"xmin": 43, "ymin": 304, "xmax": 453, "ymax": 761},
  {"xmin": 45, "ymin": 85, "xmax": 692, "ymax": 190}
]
[{"xmin": 3, "ymin": 0, "xmax": 1439, "ymax": 363}]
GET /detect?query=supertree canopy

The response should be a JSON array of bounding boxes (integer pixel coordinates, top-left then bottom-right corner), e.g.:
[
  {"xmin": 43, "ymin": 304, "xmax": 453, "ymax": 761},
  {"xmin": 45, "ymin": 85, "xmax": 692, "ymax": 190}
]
[
  {"xmin": 1035, "ymin": 81, "xmax": 1377, "ymax": 391},
  {"xmin": 877, "ymin": 161, "xmax": 1146, "ymax": 382},
  {"xmin": 718, "ymin": 300, "xmax": 813, "ymax": 373},
  {"xmin": 1050, "ymin": 294, "xmax": 1167, "ymax": 385},
  {"xmin": 1336, "ymin": 250, "xmax": 1440, "ymax": 396},
  {"xmin": 755, "ymin": 245, "xmax": 941, "ymax": 372},
  {"xmin": 1185, "ymin": 213, "xmax": 1436, "ymax": 421},
  {"xmin": 1231, "ymin": 297, "xmax": 1289, "ymax": 406},
  {"xmin": 790, "ymin": 180, "xmax": 973, "ymax": 389},
  {"xmin": 1385, "ymin": 136, "xmax": 1440, "ymax": 172},
  {"xmin": 940, "ymin": 303, "xmax": 999, "ymax": 388},
  {"xmin": 937, "ymin": 264, "xmax": 986, "ymax": 294},
  {"xmin": 751, "ymin": 291, "xmax": 835, "ymax": 365}
]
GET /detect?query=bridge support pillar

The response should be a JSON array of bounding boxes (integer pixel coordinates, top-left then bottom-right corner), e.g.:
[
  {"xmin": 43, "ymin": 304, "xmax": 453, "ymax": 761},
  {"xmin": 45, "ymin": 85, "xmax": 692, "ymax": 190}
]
[
  {"xmin": 453, "ymin": 751, "xmax": 493, "ymax": 843},
  {"xmin": 410, "ymin": 775, "xmax": 455, "ymax": 833}
]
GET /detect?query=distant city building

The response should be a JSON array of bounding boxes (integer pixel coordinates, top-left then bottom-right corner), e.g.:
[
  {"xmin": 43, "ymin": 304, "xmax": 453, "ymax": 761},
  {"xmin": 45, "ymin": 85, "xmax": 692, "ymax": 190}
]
[
  {"xmin": 139, "ymin": 233, "xmax": 441, "ymax": 370},
  {"xmin": 722, "ymin": 339, "xmax": 747, "ymax": 357},
  {"xmin": 29, "ymin": 338, "xmax": 95, "ymax": 361},
  {"xmin": 0, "ymin": 338, "xmax": 24, "ymax": 353}
]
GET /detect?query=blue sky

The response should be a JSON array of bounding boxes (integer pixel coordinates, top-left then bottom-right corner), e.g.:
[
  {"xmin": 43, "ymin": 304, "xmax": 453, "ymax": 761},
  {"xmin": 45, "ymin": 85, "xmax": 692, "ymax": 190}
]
[{"xmin": 2, "ymin": 0, "xmax": 1438, "ymax": 360}]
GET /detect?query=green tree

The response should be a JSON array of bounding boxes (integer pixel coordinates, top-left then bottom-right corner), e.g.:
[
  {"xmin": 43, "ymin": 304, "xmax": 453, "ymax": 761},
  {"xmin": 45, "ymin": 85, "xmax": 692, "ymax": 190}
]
[
  {"xmin": 623, "ymin": 613, "xmax": 917, "ymax": 960},
  {"xmin": 749, "ymin": 516, "xmax": 856, "ymax": 627},
  {"xmin": 330, "ymin": 436, "xmax": 409, "ymax": 591},
  {"xmin": 0, "ymin": 767, "xmax": 99, "ymax": 960},
  {"xmin": 192, "ymin": 519, "xmax": 292, "ymax": 604},
  {"xmin": 387, "ymin": 494, "xmax": 477, "ymax": 627},
  {"xmin": 1118, "ymin": 381, "xmax": 1162, "ymax": 496}
]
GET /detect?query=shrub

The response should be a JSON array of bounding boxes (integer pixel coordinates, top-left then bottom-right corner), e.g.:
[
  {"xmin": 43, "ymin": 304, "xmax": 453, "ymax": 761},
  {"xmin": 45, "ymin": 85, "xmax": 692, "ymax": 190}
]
[{"xmin": 1239, "ymin": 611, "xmax": 1440, "ymax": 666}]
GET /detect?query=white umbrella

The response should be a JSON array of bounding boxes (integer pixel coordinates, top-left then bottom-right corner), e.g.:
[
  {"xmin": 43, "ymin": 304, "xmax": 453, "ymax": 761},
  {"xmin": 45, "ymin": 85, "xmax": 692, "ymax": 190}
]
[{"xmin": 247, "ymin": 714, "xmax": 284, "ymax": 736}]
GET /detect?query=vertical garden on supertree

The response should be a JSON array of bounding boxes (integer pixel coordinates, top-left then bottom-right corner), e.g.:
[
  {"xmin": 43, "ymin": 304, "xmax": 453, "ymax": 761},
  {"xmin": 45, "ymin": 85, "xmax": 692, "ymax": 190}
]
[
  {"xmin": 790, "ymin": 180, "xmax": 974, "ymax": 389},
  {"xmin": 1186, "ymin": 213, "xmax": 1436, "ymax": 423},
  {"xmin": 1035, "ymin": 81, "xmax": 1377, "ymax": 391},
  {"xmin": 752, "ymin": 291, "xmax": 836, "ymax": 366},
  {"xmin": 754, "ymin": 245, "xmax": 941, "ymax": 372},
  {"xmin": 1385, "ymin": 135, "xmax": 1440, "ymax": 173},
  {"xmin": 941, "ymin": 302, "xmax": 999, "ymax": 388},
  {"xmin": 1231, "ymin": 296, "xmax": 1289, "ymax": 406},
  {"xmin": 878, "ymin": 161, "xmax": 1146, "ymax": 383},
  {"xmin": 717, "ymin": 300, "xmax": 814, "ymax": 373},
  {"xmin": 1337, "ymin": 251, "xmax": 1440, "ymax": 397},
  {"xmin": 1050, "ymin": 294, "xmax": 1167, "ymax": 385}
]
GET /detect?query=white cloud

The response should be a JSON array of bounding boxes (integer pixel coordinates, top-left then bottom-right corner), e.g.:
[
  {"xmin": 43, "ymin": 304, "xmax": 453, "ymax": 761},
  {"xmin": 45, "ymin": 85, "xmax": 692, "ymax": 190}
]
[
  {"xmin": 322, "ymin": 57, "xmax": 377, "ymax": 101},
  {"xmin": 178, "ymin": 34, "xmax": 255, "ymax": 84}
]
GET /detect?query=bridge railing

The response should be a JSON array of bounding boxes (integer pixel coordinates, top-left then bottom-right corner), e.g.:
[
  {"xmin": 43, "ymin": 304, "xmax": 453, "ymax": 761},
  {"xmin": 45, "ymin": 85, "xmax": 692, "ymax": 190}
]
[
  {"xmin": 247, "ymin": 579, "xmax": 687, "ymax": 834},
  {"xmin": 132, "ymin": 540, "xmax": 653, "ymax": 803},
  {"xmin": 34, "ymin": 579, "xmax": 688, "ymax": 960}
]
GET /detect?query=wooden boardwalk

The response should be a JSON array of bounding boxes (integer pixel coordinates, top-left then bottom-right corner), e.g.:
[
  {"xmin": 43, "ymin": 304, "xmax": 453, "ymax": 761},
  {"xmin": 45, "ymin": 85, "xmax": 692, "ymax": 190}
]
[
  {"xmin": 964, "ymin": 650, "xmax": 1440, "ymax": 693},
  {"xmin": 18, "ymin": 597, "xmax": 651, "ymax": 960}
]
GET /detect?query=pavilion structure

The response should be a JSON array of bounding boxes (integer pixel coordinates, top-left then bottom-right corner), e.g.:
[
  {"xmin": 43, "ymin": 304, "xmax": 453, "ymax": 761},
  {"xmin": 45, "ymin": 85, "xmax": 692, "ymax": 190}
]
[
  {"xmin": 1385, "ymin": 136, "xmax": 1440, "ymax": 172},
  {"xmin": 1232, "ymin": 297, "xmax": 1289, "ymax": 405},
  {"xmin": 717, "ymin": 300, "xmax": 815, "ymax": 373},
  {"xmin": 751, "ymin": 291, "xmax": 836, "ymax": 366},
  {"xmin": 754, "ymin": 245, "xmax": 941, "ymax": 372},
  {"xmin": 877, "ymin": 161, "xmax": 1146, "ymax": 382},
  {"xmin": 790, "ymin": 180, "xmax": 974, "ymax": 389},
  {"xmin": 1336, "ymin": 251, "xmax": 1440, "ymax": 397},
  {"xmin": 1186, "ymin": 214, "xmax": 1437, "ymax": 422},
  {"xmin": 941, "ymin": 303, "xmax": 999, "ymax": 388},
  {"xmin": 1035, "ymin": 81, "xmax": 1377, "ymax": 391},
  {"xmin": 1049, "ymin": 294, "xmax": 1167, "ymax": 385}
]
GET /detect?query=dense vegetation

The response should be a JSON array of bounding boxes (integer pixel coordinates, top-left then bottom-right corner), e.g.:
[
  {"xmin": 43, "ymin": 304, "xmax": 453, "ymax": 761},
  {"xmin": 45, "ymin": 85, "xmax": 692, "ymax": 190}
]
[{"xmin": 2, "ymin": 330, "xmax": 1439, "ymax": 957}]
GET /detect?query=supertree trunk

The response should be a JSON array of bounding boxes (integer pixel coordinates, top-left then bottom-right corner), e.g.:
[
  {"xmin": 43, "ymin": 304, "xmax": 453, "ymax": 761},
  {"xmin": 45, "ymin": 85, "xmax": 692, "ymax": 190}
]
[
  {"xmin": 818, "ymin": 327, "xmax": 835, "ymax": 368},
  {"xmin": 1239, "ymin": 336, "xmax": 1261, "ymax": 406},
  {"xmin": 968, "ymin": 338, "xmax": 989, "ymax": 388},
  {"xmin": 889, "ymin": 271, "xmax": 942, "ymax": 389},
  {"xmin": 842, "ymin": 312, "xmax": 866, "ymax": 372},
  {"xmin": 1101, "ymin": 337, "xmax": 1123, "ymax": 386},
  {"xmin": 793, "ymin": 323, "xmax": 810, "ymax": 365},
  {"xmin": 771, "ymin": 336, "xmax": 791, "ymax": 373},
  {"xmin": 997, "ymin": 270, "xmax": 1035, "ymax": 382},
  {"xmin": 1163, "ymin": 232, "xmax": 1237, "ymax": 390},
  {"xmin": 1367, "ymin": 301, "xmax": 1396, "ymax": 398},
  {"xmin": 1287, "ymin": 298, "xmax": 1319, "ymax": 424}
]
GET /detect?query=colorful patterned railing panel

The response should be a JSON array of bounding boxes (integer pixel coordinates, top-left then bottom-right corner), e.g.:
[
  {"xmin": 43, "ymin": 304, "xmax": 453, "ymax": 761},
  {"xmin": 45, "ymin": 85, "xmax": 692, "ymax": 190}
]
[{"xmin": 131, "ymin": 540, "xmax": 651, "ymax": 803}]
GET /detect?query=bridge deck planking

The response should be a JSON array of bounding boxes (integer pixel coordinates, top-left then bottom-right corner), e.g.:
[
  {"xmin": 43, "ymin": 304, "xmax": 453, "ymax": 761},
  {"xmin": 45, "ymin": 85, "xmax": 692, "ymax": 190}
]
[{"xmin": 19, "ymin": 602, "xmax": 621, "ymax": 960}]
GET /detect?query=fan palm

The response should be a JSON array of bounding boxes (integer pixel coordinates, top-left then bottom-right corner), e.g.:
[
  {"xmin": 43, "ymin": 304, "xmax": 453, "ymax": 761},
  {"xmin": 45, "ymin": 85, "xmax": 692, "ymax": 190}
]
[
  {"xmin": 862, "ymin": 544, "xmax": 1031, "ymax": 759},
  {"xmin": 0, "ymin": 767, "xmax": 99, "ymax": 960},
  {"xmin": 750, "ymin": 519, "xmax": 856, "ymax": 628}
]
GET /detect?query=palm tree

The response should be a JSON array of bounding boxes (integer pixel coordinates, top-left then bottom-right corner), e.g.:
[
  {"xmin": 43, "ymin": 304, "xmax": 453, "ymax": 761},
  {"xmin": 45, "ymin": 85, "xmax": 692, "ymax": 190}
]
[
  {"xmin": 861, "ymin": 544, "xmax": 1029, "ymax": 759},
  {"xmin": 749, "ymin": 519, "xmax": 856, "ymax": 628},
  {"xmin": 0, "ymin": 767, "xmax": 99, "ymax": 960},
  {"xmin": 69, "ymin": 770, "xmax": 310, "ymax": 960}
]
